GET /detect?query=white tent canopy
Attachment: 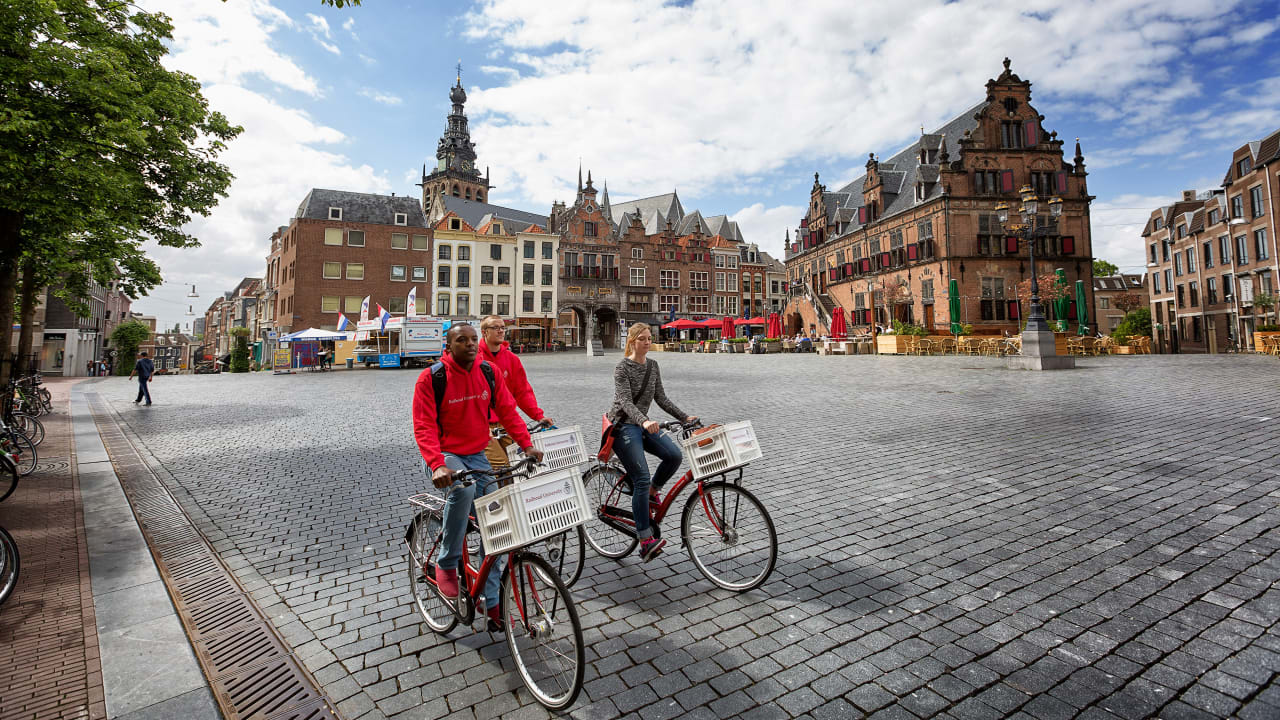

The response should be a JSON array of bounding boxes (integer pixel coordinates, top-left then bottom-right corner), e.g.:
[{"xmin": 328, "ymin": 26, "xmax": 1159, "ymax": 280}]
[{"xmin": 280, "ymin": 328, "xmax": 349, "ymax": 341}]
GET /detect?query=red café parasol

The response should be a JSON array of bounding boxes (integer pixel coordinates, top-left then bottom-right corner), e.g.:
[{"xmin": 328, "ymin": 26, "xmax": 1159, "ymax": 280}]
[
  {"xmin": 734, "ymin": 317, "xmax": 766, "ymax": 326},
  {"xmin": 720, "ymin": 316, "xmax": 736, "ymax": 339},
  {"xmin": 767, "ymin": 312, "xmax": 782, "ymax": 338},
  {"xmin": 830, "ymin": 307, "xmax": 848, "ymax": 339},
  {"xmin": 668, "ymin": 318, "xmax": 702, "ymax": 329}
]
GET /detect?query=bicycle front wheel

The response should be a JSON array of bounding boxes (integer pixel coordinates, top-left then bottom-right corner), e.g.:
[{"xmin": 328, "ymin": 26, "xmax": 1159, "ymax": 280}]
[
  {"xmin": 681, "ymin": 481, "xmax": 777, "ymax": 592},
  {"xmin": 532, "ymin": 526, "xmax": 585, "ymax": 587},
  {"xmin": 0, "ymin": 526, "xmax": 19, "ymax": 606},
  {"xmin": 11, "ymin": 413, "xmax": 44, "ymax": 446},
  {"xmin": 405, "ymin": 512, "xmax": 457, "ymax": 635},
  {"xmin": 503, "ymin": 552, "xmax": 583, "ymax": 710},
  {"xmin": 581, "ymin": 465, "xmax": 638, "ymax": 559},
  {"xmin": 39, "ymin": 388, "xmax": 52, "ymax": 414}
]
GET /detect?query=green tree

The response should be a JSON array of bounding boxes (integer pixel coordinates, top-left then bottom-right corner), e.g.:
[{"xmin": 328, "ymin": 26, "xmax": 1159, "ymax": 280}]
[
  {"xmin": 0, "ymin": 1, "xmax": 241, "ymax": 386},
  {"xmin": 1112, "ymin": 307, "xmax": 1152, "ymax": 342},
  {"xmin": 1093, "ymin": 259, "xmax": 1119, "ymax": 277},
  {"xmin": 229, "ymin": 326, "xmax": 250, "ymax": 373},
  {"xmin": 110, "ymin": 320, "xmax": 151, "ymax": 376}
]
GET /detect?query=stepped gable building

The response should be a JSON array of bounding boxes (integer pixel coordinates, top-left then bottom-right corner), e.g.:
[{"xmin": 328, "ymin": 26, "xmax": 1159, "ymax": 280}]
[
  {"xmin": 420, "ymin": 68, "xmax": 492, "ymax": 223},
  {"xmin": 783, "ymin": 59, "xmax": 1095, "ymax": 337},
  {"xmin": 1143, "ymin": 127, "xmax": 1280, "ymax": 353},
  {"xmin": 268, "ymin": 189, "xmax": 430, "ymax": 335},
  {"xmin": 552, "ymin": 169, "xmax": 623, "ymax": 348}
]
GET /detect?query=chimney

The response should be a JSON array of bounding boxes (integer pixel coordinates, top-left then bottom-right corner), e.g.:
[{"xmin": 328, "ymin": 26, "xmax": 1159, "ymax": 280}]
[{"xmin": 1182, "ymin": 190, "xmax": 1196, "ymax": 202}]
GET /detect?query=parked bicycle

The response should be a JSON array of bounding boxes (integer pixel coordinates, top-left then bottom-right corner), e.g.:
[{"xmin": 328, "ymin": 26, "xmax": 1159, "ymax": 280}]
[
  {"xmin": 1, "ymin": 453, "xmax": 21, "ymax": 607},
  {"xmin": 491, "ymin": 420, "xmax": 587, "ymax": 587},
  {"xmin": 583, "ymin": 419, "xmax": 777, "ymax": 591},
  {"xmin": 404, "ymin": 456, "xmax": 584, "ymax": 710}
]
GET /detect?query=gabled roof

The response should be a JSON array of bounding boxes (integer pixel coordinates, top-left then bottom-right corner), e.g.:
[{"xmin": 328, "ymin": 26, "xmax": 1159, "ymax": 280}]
[
  {"xmin": 433, "ymin": 211, "xmax": 476, "ymax": 233},
  {"xmin": 703, "ymin": 215, "xmax": 744, "ymax": 243},
  {"xmin": 823, "ymin": 101, "xmax": 987, "ymax": 228},
  {"xmin": 295, "ymin": 189, "xmax": 427, "ymax": 227},
  {"xmin": 440, "ymin": 195, "xmax": 547, "ymax": 232},
  {"xmin": 676, "ymin": 210, "xmax": 707, "ymax": 236},
  {"xmin": 1093, "ymin": 274, "xmax": 1145, "ymax": 292},
  {"xmin": 610, "ymin": 192, "xmax": 685, "ymax": 227}
]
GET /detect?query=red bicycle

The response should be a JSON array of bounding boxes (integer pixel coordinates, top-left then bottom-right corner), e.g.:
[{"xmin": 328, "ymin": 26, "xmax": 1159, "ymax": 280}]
[
  {"xmin": 582, "ymin": 420, "xmax": 777, "ymax": 592},
  {"xmin": 404, "ymin": 457, "xmax": 584, "ymax": 710}
]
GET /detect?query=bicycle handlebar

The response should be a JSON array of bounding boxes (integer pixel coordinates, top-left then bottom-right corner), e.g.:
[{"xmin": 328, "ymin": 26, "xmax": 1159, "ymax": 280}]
[{"xmin": 448, "ymin": 456, "xmax": 542, "ymax": 489}]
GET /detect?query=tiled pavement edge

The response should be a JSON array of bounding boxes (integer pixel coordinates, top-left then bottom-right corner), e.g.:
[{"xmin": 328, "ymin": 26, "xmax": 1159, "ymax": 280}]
[
  {"xmin": 0, "ymin": 378, "xmax": 107, "ymax": 720},
  {"xmin": 83, "ymin": 355, "xmax": 1280, "ymax": 720},
  {"xmin": 72, "ymin": 383, "xmax": 222, "ymax": 720}
]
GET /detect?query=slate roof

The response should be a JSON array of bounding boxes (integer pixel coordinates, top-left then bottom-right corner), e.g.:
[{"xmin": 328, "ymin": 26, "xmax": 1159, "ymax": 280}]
[
  {"xmin": 609, "ymin": 193, "xmax": 685, "ymax": 227},
  {"xmin": 1093, "ymin": 274, "xmax": 1145, "ymax": 292},
  {"xmin": 440, "ymin": 195, "xmax": 547, "ymax": 232},
  {"xmin": 818, "ymin": 101, "xmax": 988, "ymax": 236},
  {"xmin": 296, "ymin": 189, "xmax": 427, "ymax": 227}
]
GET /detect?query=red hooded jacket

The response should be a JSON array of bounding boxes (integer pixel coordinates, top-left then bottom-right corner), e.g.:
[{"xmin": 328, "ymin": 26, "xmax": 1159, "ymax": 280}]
[
  {"xmin": 412, "ymin": 353, "xmax": 532, "ymax": 471},
  {"xmin": 478, "ymin": 341, "xmax": 544, "ymax": 422}
]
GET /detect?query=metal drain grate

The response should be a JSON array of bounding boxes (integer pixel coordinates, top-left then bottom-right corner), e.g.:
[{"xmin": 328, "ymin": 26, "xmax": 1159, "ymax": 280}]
[{"xmin": 88, "ymin": 396, "xmax": 339, "ymax": 720}]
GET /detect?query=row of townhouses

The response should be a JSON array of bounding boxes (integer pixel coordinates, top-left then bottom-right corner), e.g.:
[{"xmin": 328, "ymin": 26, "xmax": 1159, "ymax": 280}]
[{"xmin": 203, "ymin": 72, "xmax": 787, "ymax": 353}]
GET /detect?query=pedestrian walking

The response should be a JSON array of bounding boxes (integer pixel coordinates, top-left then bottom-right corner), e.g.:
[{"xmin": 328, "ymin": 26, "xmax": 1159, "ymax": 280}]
[{"xmin": 129, "ymin": 351, "xmax": 155, "ymax": 405}]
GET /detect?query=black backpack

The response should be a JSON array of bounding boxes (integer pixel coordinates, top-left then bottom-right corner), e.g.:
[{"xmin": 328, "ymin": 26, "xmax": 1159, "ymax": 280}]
[{"xmin": 429, "ymin": 361, "xmax": 496, "ymax": 431}]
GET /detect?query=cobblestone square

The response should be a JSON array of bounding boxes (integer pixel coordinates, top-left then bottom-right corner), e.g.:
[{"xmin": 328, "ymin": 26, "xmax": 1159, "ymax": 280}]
[{"xmin": 86, "ymin": 352, "xmax": 1280, "ymax": 719}]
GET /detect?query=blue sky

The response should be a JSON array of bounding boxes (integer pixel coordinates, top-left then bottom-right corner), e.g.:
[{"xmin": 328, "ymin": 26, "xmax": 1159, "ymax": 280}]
[{"xmin": 135, "ymin": 0, "xmax": 1280, "ymax": 331}]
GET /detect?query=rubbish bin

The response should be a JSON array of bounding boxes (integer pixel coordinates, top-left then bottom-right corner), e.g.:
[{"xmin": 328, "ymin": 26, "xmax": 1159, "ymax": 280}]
[{"xmin": 345, "ymin": 358, "xmax": 353, "ymax": 369}]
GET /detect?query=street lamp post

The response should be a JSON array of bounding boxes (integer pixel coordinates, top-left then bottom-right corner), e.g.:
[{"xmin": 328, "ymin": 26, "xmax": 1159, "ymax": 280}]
[{"xmin": 997, "ymin": 186, "xmax": 1074, "ymax": 370}]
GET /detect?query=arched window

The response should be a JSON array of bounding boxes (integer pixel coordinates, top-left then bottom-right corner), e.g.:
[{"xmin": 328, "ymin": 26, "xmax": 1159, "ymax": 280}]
[
  {"xmin": 465, "ymin": 188, "xmax": 472, "ymax": 200},
  {"xmin": 452, "ymin": 185, "xmax": 460, "ymax": 197},
  {"xmin": 476, "ymin": 192, "xmax": 484, "ymax": 202}
]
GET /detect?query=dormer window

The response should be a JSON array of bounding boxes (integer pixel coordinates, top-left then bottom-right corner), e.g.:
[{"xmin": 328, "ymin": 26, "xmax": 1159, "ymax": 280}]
[
  {"xmin": 492, "ymin": 222, "xmax": 503, "ymax": 235},
  {"xmin": 328, "ymin": 207, "xmax": 342, "ymax": 220},
  {"xmin": 394, "ymin": 212, "xmax": 407, "ymax": 226},
  {"xmin": 916, "ymin": 182, "xmax": 926, "ymax": 201},
  {"xmin": 450, "ymin": 218, "xmax": 461, "ymax": 231}
]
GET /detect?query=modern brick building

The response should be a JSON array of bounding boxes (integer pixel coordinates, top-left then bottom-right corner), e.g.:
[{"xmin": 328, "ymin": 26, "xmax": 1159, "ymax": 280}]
[
  {"xmin": 1093, "ymin": 274, "xmax": 1148, "ymax": 334},
  {"xmin": 1143, "ymin": 128, "xmax": 1280, "ymax": 353},
  {"xmin": 784, "ymin": 59, "xmax": 1095, "ymax": 337},
  {"xmin": 268, "ymin": 189, "xmax": 430, "ymax": 336}
]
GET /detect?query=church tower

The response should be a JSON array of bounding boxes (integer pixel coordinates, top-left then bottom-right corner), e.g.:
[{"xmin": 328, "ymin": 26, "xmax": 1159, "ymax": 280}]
[{"xmin": 420, "ymin": 65, "xmax": 493, "ymax": 222}]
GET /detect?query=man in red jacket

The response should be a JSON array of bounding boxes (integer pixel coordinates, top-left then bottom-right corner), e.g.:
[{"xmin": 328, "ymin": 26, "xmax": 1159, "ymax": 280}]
[
  {"xmin": 413, "ymin": 323, "xmax": 543, "ymax": 630},
  {"xmin": 477, "ymin": 315, "xmax": 553, "ymax": 467}
]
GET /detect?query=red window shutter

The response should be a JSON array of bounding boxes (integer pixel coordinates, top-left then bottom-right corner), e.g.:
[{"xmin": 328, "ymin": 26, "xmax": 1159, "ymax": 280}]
[
  {"xmin": 1000, "ymin": 170, "xmax": 1015, "ymax": 193},
  {"xmin": 829, "ymin": 268, "xmax": 837, "ymax": 281},
  {"xmin": 791, "ymin": 243, "xmax": 799, "ymax": 254},
  {"xmin": 907, "ymin": 245, "xmax": 919, "ymax": 261},
  {"xmin": 880, "ymin": 252, "xmax": 890, "ymax": 267},
  {"xmin": 1008, "ymin": 300, "xmax": 1020, "ymax": 319},
  {"xmin": 1062, "ymin": 236, "xmax": 1075, "ymax": 254},
  {"xmin": 1068, "ymin": 300, "xmax": 1077, "ymax": 320},
  {"xmin": 801, "ymin": 218, "xmax": 808, "ymax": 228},
  {"xmin": 861, "ymin": 258, "xmax": 870, "ymax": 273},
  {"xmin": 844, "ymin": 263, "xmax": 854, "ymax": 276},
  {"xmin": 858, "ymin": 207, "xmax": 868, "ymax": 223},
  {"xmin": 1024, "ymin": 120, "xmax": 1038, "ymax": 147},
  {"xmin": 1006, "ymin": 236, "xmax": 1019, "ymax": 254},
  {"xmin": 1055, "ymin": 171, "xmax": 1067, "ymax": 194}
]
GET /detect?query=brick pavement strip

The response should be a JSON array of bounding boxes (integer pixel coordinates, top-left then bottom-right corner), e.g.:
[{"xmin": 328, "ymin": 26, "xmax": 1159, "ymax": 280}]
[
  {"xmin": 83, "ymin": 353, "xmax": 1280, "ymax": 719},
  {"xmin": 0, "ymin": 379, "xmax": 107, "ymax": 720}
]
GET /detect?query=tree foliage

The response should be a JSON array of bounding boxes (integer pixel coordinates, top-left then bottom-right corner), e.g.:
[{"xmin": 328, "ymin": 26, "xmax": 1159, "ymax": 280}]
[
  {"xmin": 110, "ymin": 320, "xmax": 151, "ymax": 376},
  {"xmin": 1114, "ymin": 292, "xmax": 1145, "ymax": 314},
  {"xmin": 1112, "ymin": 307, "xmax": 1152, "ymax": 343},
  {"xmin": 229, "ymin": 326, "xmax": 250, "ymax": 373},
  {"xmin": 1092, "ymin": 259, "xmax": 1119, "ymax": 277},
  {"xmin": 0, "ymin": 0, "xmax": 242, "ymax": 383}
]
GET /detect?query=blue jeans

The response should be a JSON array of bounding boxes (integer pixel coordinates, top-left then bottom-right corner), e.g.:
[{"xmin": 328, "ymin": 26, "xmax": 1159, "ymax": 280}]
[
  {"xmin": 135, "ymin": 378, "xmax": 151, "ymax": 403},
  {"xmin": 434, "ymin": 452, "xmax": 502, "ymax": 610},
  {"xmin": 615, "ymin": 423, "xmax": 683, "ymax": 540}
]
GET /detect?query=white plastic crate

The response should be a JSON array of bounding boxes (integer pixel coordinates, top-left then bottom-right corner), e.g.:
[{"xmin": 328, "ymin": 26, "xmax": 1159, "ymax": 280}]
[
  {"xmin": 474, "ymin": 466, "xmax": 589, "ymax": 555},
  {"xmin": 679, "ymin": 420, "xmax": 762, "ymax": 479},
  {"xmin": 504, "ymin": 425, "xmax": 588, "ymax": 471}
]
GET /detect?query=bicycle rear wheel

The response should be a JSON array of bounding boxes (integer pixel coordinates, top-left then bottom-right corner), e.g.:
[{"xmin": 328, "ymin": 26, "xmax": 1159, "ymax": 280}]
[
  {"xmin": 2, "ymin": 433, "xmax": 35, "ymax": 477},
  {"xmin": 681, "ymin": 481, "xmax": 777, "ymax": 592},
  {"xmin": 0, "ymin": 455, "xmax": 17, "ymax": 503},
  {"xmin": 532, "ymin": 526, "xmax": 585, "ymax": 587},
  {"xmin": 0, "ymin": 526, "xmax": 19, "ymax": 606},
  {"xmin": 11, "ymin": 413, "xmax": 44, "ymax": 446},
  {"xmin": 38, "ymin": 388, "xmax": 52, "ymax": 414},
  {"xmin": 581, "ymin": 465, "xmax": 638, "ymax": 559},
  {"xmin": 405, "ymin": 511, "xmax": 457, "ymax": 634},
  {"xmin": 503, "ymin": 552, "xmax": 583, "ymax": 710}
]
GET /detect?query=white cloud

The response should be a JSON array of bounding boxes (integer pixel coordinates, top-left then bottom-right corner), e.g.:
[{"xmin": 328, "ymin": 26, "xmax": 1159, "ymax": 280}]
[
  {"xmin": 731, "ymin": 203, "xmax": 804, "ymax": 260},
  {"xmin": 358, "ymin": 53, "xmax": 376, "ymax": 66},
  {"xmin": 305, "ymin": 13, "xmax": 331, "ymax": 38},
  {"xmin": 359, "ymin": 89, "xmax": 403, "ymax": 106},
  {"xmin": 129, "ymin": 0, "xmax": 388, "ymax": 330},
  {"xmin": 459, "ymin": 0, "xmax": 1263, "ymax": 230},
  {"xmin": 305, "ymin": 12, "xmax": 340, "ymax": 54},
  {"xmin": 1090, "ymin": 193, "xmax": 1178, "ymax": 274},
  {"xmin": 342, "ymin": 16, "xmax": 358, "ymax": 41},
  {"xmin": 479, "ymin": 65, "xmax": 521, "ymax": 81}
]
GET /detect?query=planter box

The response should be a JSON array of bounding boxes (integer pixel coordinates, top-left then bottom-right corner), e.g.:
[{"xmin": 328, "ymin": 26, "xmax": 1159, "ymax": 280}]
[
  {"xmin": 1112, "ymin": 345, "xmax": 1136, "ymax": 355},
  {"xmin": 876, "ymin": 336, "xmax": 912, "ymax": 354},
  {"xmin": 762, "ymin": 341, "xmax": 782, "ymax": 354}
]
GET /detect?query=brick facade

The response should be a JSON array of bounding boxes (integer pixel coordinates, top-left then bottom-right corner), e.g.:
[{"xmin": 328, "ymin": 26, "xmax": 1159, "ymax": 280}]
[{"xmin": 784, "ymin": 60, "xmax": 1094, "ymax": 337}]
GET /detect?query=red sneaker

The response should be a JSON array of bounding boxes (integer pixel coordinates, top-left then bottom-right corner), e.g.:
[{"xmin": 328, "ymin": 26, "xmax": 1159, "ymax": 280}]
[
  {"xmin": 435, "ymin": 566, "xmax": 459, "ymax": 601},
  {"xmin": 639, "ymin": 538, "xmax": 666, "ymax": 562}
]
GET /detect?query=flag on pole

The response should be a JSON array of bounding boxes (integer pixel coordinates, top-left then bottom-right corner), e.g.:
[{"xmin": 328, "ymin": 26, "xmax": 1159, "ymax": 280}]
[
  {"xmin": 359, "ymin": 295, "xmax": 371, "ymax": 322},
  {"xmin": 407, "ymin": 286, "xmax": 417, "ymax": 316},
  {"xmin": 336, "ymin": 314, "xmax": 351, "ymax": 331},
  {"xmin": 377, "ymin": 303, "xmax": 392, "ymax": 330}
]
